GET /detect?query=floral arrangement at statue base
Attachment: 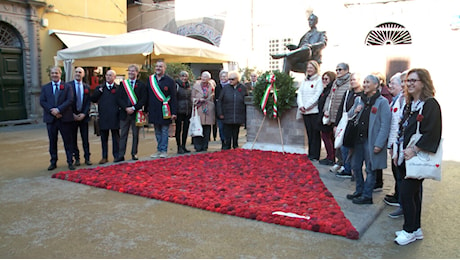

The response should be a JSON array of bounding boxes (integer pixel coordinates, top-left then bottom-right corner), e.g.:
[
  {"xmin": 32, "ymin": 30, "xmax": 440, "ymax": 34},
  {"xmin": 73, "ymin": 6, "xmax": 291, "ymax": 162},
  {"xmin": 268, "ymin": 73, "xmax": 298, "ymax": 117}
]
[
  {"xmin": 52, "ymin": 149, "xmax": 359, "ymax": 239},
  {"xmin": 252, "ymin": 70, "xmax": 297, "ymax": 119}
]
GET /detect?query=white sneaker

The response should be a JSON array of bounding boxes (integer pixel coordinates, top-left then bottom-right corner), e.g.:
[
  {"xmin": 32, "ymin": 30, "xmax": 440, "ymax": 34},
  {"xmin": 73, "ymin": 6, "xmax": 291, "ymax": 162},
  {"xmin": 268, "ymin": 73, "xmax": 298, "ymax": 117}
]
[
  {"xmin": 159, "ymin": 152, "xmax": 167, "ymax": 158},
  {"xmin": 337, "ymin": 166, "xmax": 345, "ymax": 174},
  {"xmin": 395, "ymin": 228, "xmax": 424, "ymax": 240},
  {"xmin": 394, "ymin": 230, "xmax": 416, "ymax": 245},
  {"xmin": 329, "ymin": 164, "xmax": 341, "ymax": 173},
  {"xmin": 150, "ymin": 152, "xmax": 161, "ymax": 158}
]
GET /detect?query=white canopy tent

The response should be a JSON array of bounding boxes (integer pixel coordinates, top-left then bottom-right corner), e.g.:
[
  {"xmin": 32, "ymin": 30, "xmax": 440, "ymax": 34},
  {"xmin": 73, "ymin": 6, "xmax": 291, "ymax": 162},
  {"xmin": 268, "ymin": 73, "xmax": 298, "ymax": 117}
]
[{"xmin": 56, "ymin": 28, "xmax": 235, "ymax": 80}]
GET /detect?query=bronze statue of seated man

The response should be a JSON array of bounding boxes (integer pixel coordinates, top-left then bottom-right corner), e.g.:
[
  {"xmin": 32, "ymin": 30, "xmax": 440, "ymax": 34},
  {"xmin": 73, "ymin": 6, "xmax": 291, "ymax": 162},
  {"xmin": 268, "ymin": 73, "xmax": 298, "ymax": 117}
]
[{"xmin": 271, "ymin": 13, "xmax": 327, "ymax": 74}]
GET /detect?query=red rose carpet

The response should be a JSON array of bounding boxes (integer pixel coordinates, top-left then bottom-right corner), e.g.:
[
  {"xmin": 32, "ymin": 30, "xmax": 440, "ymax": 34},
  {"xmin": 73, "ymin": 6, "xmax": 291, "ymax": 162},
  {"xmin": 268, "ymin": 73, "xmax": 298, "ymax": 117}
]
[{"xmin": 52, "ymin": 149, "xmax": 359, "ymax": 239}]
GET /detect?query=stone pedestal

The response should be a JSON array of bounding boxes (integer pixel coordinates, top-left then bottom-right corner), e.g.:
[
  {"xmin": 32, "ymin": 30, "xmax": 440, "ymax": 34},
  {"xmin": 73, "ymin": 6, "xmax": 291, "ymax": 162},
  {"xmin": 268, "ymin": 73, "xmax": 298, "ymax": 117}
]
[{"xmin": 242, "ymin": 96, "xmax": 307, "ymax": 154}]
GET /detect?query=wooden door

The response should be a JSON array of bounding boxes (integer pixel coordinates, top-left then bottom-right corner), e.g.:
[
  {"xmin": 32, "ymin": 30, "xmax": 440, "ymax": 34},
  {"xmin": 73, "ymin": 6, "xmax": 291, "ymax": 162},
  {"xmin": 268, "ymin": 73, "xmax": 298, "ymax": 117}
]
[{"xmin": 0, "ymin": 47, "xmax": 26, "ymax": 121}]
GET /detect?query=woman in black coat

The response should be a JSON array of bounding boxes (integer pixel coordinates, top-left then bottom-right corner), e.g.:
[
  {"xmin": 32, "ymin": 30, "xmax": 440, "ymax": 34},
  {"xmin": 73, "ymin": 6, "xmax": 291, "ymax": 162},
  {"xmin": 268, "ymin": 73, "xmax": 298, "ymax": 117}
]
[{"xmin": 217, "ymin": 71, "xmax": 248, "ymax": 150}]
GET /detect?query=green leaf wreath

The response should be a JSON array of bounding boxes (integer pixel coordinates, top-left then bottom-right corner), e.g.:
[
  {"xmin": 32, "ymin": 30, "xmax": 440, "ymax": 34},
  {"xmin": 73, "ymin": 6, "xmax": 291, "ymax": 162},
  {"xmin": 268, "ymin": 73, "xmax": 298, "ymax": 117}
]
[{"xmin": 252, "ymin": 70, "xmax": 297, "ymax": 119}]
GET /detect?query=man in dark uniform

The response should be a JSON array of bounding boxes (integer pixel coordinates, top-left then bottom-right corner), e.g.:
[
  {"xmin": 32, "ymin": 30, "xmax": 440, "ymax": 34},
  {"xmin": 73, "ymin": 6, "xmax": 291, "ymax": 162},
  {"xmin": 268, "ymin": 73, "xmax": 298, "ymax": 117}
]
[
  {"xmin": 91, "ymin": 69, "xmax": 120, "ymax": 164},
  {"xmin": 115, "ymin": 64, "xmax": 147, "ymax": 162},
  {"xmin": 271, "ymin": 13, "xmax": 327, "ymax": 74},
  {"xmin": 40, "ymin": 66, "xmax": 75, "ymax": 170},
  {"xmin": 69, "ymin": 67, "xmax": 92, "ymax": 166}
]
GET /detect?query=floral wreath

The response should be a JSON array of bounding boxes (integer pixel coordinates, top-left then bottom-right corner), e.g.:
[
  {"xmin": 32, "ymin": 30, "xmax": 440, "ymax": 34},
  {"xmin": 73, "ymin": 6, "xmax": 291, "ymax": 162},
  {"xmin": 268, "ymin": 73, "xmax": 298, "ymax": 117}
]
[{"xmin": 252, "ymin": 70, "xmax": 297, "ymax": 119}]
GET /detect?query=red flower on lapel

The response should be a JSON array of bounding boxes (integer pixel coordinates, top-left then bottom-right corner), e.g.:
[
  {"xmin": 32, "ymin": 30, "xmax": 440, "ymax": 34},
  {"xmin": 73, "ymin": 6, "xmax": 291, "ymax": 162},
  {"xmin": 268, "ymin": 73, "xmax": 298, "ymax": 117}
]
[
  {"xmin": 311, "ymin": 84, "xmax": 314, "ymax": 88},
  {"xmin": 84, "ymin": 88, "xmax": 89, "ymax": 94},
  {"xmin": 393, "ymin": 107, "xmax": 398, "ymax": 113},
  {"xmin": 371, "ymin": 107, "xmax": 377, "ymax": 114},
  {"xmin": 416, "ymin": 114, "xmax": 424, "ymax": 122},
  {"xmin": 332, "ymin": 88, "xmax": 336, "ymax": 92},
  {"xmin": 111, "ymin": 88, "xmax": 116, "ymax": 94},
  {"xmin": 238, "ymin": 88, "xmax": 242, "ymax": 92},
  {"xmin": 164, "ymin": 86, "xmax": 168, "ymax": 91},
  {"xmin": 59, "ymin": 84, "xmax": 64, "ymax": 90},
  {"xmin": 134, "ymin": 83, "xmax": 138, "ymax": 88}
]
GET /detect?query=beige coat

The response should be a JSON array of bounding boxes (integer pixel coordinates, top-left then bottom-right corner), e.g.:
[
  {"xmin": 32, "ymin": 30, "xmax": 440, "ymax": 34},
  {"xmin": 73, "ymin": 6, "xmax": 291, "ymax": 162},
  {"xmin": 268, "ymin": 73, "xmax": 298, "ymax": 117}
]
[{"xmin": 192, "ymin": 80, "xmax": 216, "ymax": 125}]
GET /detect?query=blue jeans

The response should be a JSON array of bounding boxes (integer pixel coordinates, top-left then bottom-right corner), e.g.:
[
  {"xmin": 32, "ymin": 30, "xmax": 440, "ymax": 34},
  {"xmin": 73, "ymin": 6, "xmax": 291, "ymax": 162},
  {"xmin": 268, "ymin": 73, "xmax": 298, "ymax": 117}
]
[
  {"xmin": 217, "ymin": 118, "xmax": 225, "ymax": 142},
  {"xmin": 154, "ymin": 124, "xmax": 169, "ymax": 152},
  {"xmin": 351, "ymin": 140, "xmax": 376, "ymax": 199},
  {"xmin": 341, "ymin": 145, "xmax": 352, "ymax": 174}
]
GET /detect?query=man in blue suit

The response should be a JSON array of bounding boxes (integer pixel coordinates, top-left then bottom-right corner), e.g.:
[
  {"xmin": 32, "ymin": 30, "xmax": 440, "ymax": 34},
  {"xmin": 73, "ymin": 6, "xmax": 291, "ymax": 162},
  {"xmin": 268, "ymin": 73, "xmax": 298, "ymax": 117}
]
[
  {"xmin": 69, "ymin": 67, "xmax": 92, "ymax": 166},
  {"xmin": 40, "ymin": 66, "xmax": 75, "ymax": 170}
]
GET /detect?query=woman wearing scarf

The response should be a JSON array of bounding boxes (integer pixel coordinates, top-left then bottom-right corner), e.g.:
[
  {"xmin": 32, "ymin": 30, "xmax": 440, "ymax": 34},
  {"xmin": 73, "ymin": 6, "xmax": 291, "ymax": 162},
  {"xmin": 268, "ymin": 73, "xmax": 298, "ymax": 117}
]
[
  {"xmin": 175, "ymin": 71, "xmax": 192, "ymax": 154},
  {"xmin": 345, "ymin": 74, "xmax": 391, "ymax": 205},
  {"xmin": 191, "ymin": 71, "xmax": 215, "ymax": 152}
]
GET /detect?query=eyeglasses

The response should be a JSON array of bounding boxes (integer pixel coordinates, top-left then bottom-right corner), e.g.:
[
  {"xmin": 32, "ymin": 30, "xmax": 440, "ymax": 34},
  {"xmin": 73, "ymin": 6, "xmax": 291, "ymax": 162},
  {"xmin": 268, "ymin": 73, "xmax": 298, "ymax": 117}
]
[
  {"xmin": 228, "ymin": 78, "xmax": 236, "ymax": 80},
  {"xmin": 404, "ymin": 79, "xmax": 421, "ymax": 84},
  {"xmin": 336, "ymin": 68, "xmax": 343, "ymax": 72}
]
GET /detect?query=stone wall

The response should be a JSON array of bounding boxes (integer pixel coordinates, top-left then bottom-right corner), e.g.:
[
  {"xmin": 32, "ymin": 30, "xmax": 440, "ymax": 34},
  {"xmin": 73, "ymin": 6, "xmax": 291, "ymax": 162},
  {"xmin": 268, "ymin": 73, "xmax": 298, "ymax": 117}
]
[{"xmin": 243, "ymin": 96, "xmax": 307, "ymax": 154}]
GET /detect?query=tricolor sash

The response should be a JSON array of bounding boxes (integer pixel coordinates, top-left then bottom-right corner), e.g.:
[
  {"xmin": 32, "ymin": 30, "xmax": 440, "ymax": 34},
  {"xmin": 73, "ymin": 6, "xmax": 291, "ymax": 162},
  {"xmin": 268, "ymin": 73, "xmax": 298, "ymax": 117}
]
[
  {"xmin": 260, "ymin": 74, "xmax": 278, "ymax": 118},
  {"xmin": 122, "ymin": 79, "xmax": 146, "ymax": 126},
  {"xmin": 149, "ymin": 75, "xmax": 171, "ymax": 119}
]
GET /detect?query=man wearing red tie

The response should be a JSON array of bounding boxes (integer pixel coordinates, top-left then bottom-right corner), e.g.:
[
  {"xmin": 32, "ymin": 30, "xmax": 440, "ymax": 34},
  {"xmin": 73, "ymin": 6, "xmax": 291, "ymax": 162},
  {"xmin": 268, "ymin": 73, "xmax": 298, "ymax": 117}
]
[
  {"xmin": 40, "ymin": 66, "xmax": 75, "ymax": 170},
  {"xmin": 69, "ymin": 67, "xmax": 92, "ymax": 166}
]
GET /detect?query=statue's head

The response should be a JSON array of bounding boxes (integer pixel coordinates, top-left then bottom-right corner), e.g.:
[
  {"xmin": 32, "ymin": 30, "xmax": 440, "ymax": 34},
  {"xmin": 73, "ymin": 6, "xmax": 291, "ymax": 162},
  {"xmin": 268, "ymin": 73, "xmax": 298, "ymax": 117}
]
[{"xmin": 308, "ymin": 13, "xmax": 318, "ymax": 28}]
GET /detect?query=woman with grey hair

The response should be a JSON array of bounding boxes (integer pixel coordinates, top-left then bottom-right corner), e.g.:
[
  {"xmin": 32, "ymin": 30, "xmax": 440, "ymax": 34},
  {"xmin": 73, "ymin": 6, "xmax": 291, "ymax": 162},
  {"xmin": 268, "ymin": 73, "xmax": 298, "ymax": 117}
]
[
  {"xmin": 345, "ymin": 74, "xmax": 391, "ymax": 205},
  {"xmin": 191, "ymin": 71, "xmax": 215, "ymax": 152},
  {"xmin": 175, "ymin": 70, "xmax": 192, "ymax": 154}
]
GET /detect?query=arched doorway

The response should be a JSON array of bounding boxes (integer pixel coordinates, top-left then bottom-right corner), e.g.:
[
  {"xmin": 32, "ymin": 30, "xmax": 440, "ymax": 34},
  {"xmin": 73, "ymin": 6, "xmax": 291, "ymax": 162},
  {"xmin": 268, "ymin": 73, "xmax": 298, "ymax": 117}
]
[{"xmin": 0, "ymin": 21, "xmax": 26, "ymax": 121}]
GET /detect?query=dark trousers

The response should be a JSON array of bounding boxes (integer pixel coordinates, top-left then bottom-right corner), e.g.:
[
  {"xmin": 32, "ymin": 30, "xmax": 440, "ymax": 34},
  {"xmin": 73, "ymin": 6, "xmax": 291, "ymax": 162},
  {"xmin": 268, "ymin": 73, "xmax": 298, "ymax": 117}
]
[
  {"xmin": 223, "ymin": 124, "xmax": 240, "ymax": 150},
  {"xmin": 302, "ymin": 113, "xmax": 321, "ymax": 160},
  {"xmin": 100, "ymin": 129, "xmax": 120, "ymax": 160},
  {"xmin": 119, "ymin": 114, "xmax": 140, "ymax": 158},
  {"xmin": 375, "ymin": 169, "xmax": 383, "ymax": 187},
  {"xmin": 47, "ymin": 120, "xmax": 73, "ymax": 165},
  {"xmin": 321, "ymin": 131, "xmax": 335, "ymax": 161},
  {"xmin": 193, "ymin": 125, "xmax": 211, "ymax": 151},
  {"xmin": 72, "ymin": 120, "xmax": 90, "ymax": 161},
  {"xmin": 175, "ymin": 113, "xmax": 191, "ymax": 147},
  {"xmin": 399, "ymin": 163, "xmax": 424, "ymax": 233},
  {"xmin": 392, "ymin": 162, "xmax": 402, "ymax": 200}
]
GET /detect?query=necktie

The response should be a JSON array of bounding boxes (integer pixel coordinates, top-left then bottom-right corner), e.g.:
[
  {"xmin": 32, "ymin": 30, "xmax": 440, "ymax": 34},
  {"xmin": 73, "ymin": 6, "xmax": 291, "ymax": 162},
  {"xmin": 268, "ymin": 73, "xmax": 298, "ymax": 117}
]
[
  {"xmin": 54, "ymin": 83, "xmax": 59, "ymax": 104},
  {"xmin": 131, "ymin": 80, "xmax": 134, "ymax": 87},
  {"xmin": 76, "ymin": 82, "xmax": 82, "ymax": 111}
]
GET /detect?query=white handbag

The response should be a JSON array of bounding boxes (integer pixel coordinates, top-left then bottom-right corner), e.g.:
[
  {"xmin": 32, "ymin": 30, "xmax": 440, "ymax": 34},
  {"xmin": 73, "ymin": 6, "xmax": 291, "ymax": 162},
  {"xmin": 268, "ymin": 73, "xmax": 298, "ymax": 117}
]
[
  {"xmin": 188, "ymin": 106, "xmax": 203, "ymax": 137},
  {"xmin": 334, "ymin": 90, "xmax": 350, "ymax": 149},
  {"xmin": 405, "ymin": 104, "xmax": 442, "ymax": 181}
]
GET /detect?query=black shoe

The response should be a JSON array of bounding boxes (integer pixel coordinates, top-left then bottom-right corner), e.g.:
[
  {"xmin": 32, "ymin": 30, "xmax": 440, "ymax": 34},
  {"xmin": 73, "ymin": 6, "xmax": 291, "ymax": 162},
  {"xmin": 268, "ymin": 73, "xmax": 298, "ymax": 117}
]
[
  {"xmin": 178, "ymin": 146, "xmax": 185, "ymax": 154},
  {"xmin": 182, "ymin": 146, "xmax": 190, "ymax": 153},
  {"xmin": 308, "ymin": 156, "xmax": 318, "ymax": 162},
  {"xmin": 85, "ymin": 160, "xmax": 92, "ymax": 165},
  {"xmin": 336, "ymin": 172, "xmax": 352, "ymax": 178},
  {"xmin": 373, "ymin": 184, "xmax": 383, "ymax": 192},
  {"xmin": 384, "ymin": 196, "xmax": 400, "ymax": 207},
  {"xmin": 47, "ymin": 164, "xmax": 57, "ymax": 171},
  {"xmin": 346, "ymin": 192, "xmax": 362, "ymax": 200},
  {"xmin": 68, "ymin": 164, "xmax": 76, "ymax": 170},
  {"xmin": 352, "ymin": 196, "xmax": 373, "ymax": 205},
  {"xmin": 319, "ymin": 158, "xmax": 334, "ymax": 165},
  {"xmin": 132, "ymin": 155, "xmax": 138, "ymax": 161},
  {"xmin": 74, "ymin": 159, "xmax": 81, "ymax": 166},
  {"xmin": 114, "ymin": 157, "xmax": 125, "ymax": 162}
]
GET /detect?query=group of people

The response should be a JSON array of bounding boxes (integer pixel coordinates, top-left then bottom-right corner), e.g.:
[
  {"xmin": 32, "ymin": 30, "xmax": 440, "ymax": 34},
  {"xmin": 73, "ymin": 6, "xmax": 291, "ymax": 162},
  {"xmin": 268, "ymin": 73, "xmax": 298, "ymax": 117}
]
[
  {"xmin": 297, "ymin": 61, "xmax": 442, "ymax": 246},
  {"xmin": 40, "ymin": 61, "xmax": 248, "ymax": 171}
]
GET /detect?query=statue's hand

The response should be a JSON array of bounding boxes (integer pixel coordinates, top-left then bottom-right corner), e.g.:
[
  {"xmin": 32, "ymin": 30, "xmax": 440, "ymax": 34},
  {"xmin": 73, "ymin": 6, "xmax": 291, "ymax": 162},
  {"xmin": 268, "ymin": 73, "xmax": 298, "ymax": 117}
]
[{"xmin": 285, "ymin": 44, "xmax": 297, "ymax": 50}]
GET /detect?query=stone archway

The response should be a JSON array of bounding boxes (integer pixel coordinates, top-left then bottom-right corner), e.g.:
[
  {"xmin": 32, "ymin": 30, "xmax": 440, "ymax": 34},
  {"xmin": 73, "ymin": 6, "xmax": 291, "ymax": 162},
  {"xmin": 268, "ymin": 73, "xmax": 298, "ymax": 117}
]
[
  {"xmin": 177, "ymin": 23, "xmax": 222, "ymax": 46},
  {"xmin": 0, "ymin": 21, "xmax": 26, "ymax": 121}
]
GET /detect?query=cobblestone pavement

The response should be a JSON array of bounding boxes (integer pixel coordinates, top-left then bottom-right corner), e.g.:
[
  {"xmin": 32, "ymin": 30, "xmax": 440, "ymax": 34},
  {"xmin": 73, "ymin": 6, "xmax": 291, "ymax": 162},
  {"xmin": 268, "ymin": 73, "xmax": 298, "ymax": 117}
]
[{"xmin": 0, "ymin": 123, "xmax": 459, "ymax": 258}]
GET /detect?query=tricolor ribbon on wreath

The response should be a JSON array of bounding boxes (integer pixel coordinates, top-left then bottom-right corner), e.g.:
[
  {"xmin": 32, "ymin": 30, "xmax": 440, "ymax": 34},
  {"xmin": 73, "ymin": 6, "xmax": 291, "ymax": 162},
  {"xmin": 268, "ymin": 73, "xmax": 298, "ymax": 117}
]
[
  {"xmin": 260, "ymin": 74, "xmax": 278, "ymax": 118},
  {"xmin": 122, "ymin": 79, "xmax": 146, "ymax": 126},
  {"xmin": 149, "ymin": 75, "xmax": 171, "ymax": 119}
]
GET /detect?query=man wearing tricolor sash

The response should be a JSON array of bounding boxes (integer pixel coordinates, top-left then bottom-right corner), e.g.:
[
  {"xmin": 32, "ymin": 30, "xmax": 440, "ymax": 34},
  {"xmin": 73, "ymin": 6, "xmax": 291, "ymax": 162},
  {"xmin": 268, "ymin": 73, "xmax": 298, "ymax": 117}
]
[
  {"xmin": 115, "ymin": 64, "xmax": 147, "ymax": 162},
  {"xmin": 146, "ymin": 60, "xmax": 177, "ymax": 158}
]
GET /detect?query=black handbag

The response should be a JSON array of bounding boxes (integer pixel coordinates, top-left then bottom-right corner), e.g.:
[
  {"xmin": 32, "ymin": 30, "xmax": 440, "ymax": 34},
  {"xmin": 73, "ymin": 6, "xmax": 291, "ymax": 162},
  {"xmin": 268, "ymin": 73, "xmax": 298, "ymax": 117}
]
[{"xmin": 342, "ymin": 113, "xmax": 360, "ymax": 148}]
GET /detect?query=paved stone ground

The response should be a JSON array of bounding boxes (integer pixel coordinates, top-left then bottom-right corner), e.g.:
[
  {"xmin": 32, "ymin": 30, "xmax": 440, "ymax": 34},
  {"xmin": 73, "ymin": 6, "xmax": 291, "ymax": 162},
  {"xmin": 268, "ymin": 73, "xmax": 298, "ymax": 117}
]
[{"xmin": 0, "ymin": 123, "xmax": 459, "ymax": 258}]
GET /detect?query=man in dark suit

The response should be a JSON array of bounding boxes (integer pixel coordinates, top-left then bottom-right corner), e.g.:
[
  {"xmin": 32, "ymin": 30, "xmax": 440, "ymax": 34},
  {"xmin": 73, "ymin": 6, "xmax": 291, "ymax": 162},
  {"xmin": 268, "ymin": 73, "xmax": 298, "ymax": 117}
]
[
  {"xmin": 39, "ymin": 66, "xmax": 75, "ymax": 170},
  {"xmin": 91, "ymin": 69, "xmax": 120, "ymax": 164},
  {"xmin": 69, "ymin": 67, "xmax": 92, "ymax": 166},
  {"xmin": 244, "ymin": 72, "xmax": 258, "ymax": 95},
  {"xmin": 146, "ymin": 60, "xmax": 177, "ymax": 158},
  {"xmin": 114, "ymin": 64, "xmax": 147, "ymax": 162}
]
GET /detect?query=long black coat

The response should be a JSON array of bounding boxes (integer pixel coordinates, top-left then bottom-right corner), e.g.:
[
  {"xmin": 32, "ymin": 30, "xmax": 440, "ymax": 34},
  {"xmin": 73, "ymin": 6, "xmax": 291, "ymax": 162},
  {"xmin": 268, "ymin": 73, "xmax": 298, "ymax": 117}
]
[
  {"xmin": 117, "ymin": 80, "xmax": 148, "ymax": 121},
  {"xmin": 91, "ymin": 83, "xmax": 120, "ymax": 130},
  {"xmin": 145, "ymin": 74, "xmax": 177, "ymax": 125},
  {"xmin": 217, "ymin": 83, "xmax": 248, "ymax": 125}
]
